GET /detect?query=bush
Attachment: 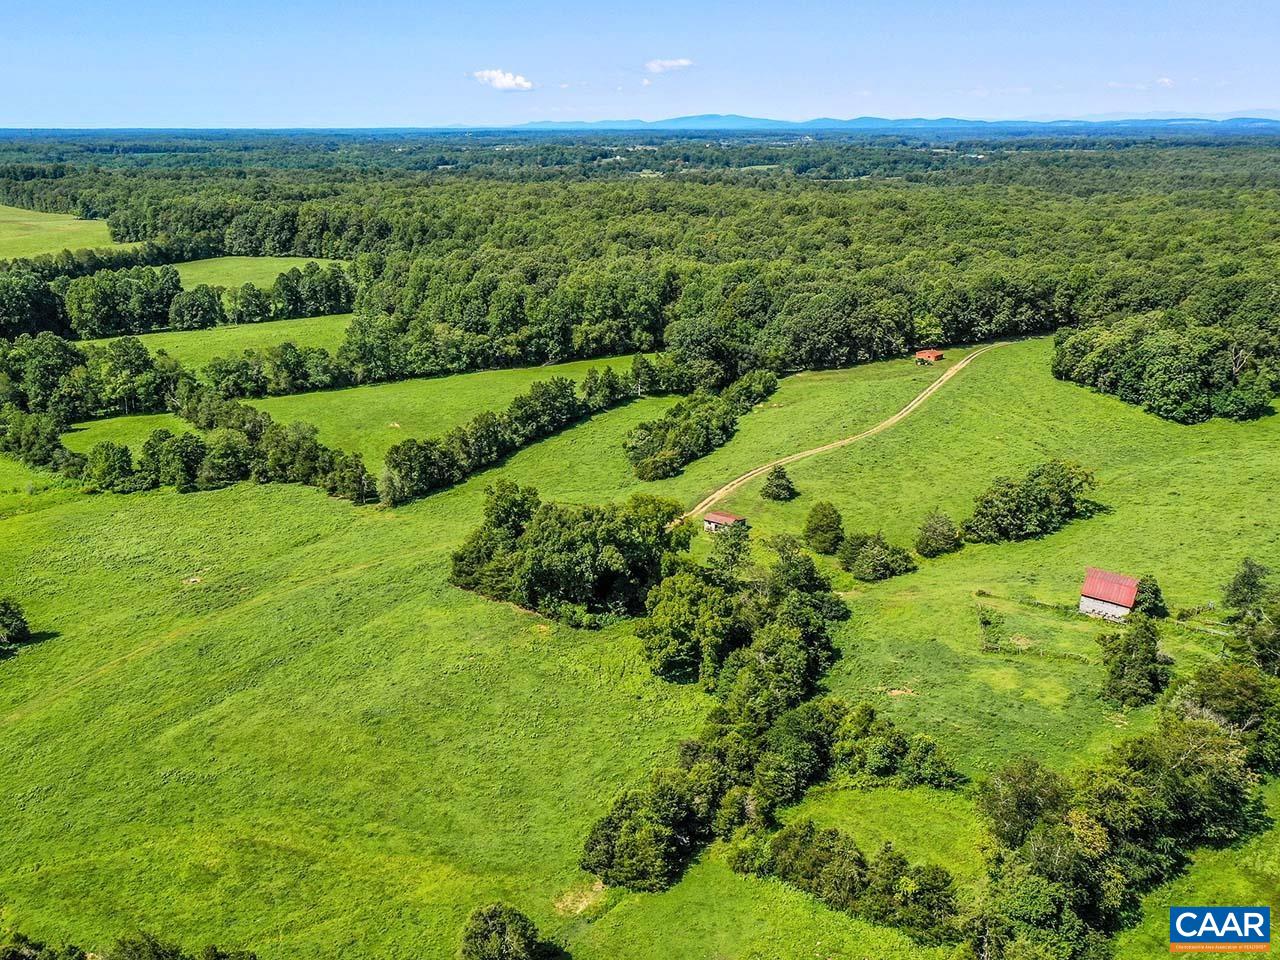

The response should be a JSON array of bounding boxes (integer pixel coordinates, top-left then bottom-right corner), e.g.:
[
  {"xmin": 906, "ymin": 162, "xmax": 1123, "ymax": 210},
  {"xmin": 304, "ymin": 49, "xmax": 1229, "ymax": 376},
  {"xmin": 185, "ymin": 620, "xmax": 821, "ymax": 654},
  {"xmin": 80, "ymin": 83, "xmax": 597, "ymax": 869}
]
[
  {"xmin": 459, "ymin": 903, "xmax": 540, "ymax": 960},
  {"xmin": 1097, "ymin": 614, "xmax": 1173, "ymax": 707},
  {"xmin": 580, "ymin": 771, "xmax": 703, "ymax": 891},
  {"xmin": 838, "ymin": 532, "xmax": 917, "ymax": 582},
  {"xmin": 1224, "ymin": 557, "xmax": 1271, "ymax": 611},
  {"xmin": 760, "ymin": 465, "xmax": 797, "ymax": 501},
  {"xmin": 963, "ymin": 459, "xmax": 1096, "ymax": 543},
  {"xmin": 914, "ymin": 509, "xmax": 961, "ymax": 558},
  {"xmin": 103, "ymin": 931, "xmax": 256, "ymax": 960},
  {"xmin": 1132, "ymin": 573, "xmax": 1168, "ymax": 618},
  {"xmin": 624, "ymin": 370, "xmax": 778, "ymax": 480},
  {"xmin": 803, "ymin": 501, "xmax": 844, "ymax": 554},
  {"xmin": 732, "ymin": 819, "xmax": 958, "ymax": 944},
  {"xmin": 1171, "ymin": 661, "xmax": 1280, "ymax": 773},
  {"xmin": 0, "ymin": 596, "xmax": 32, "ymax": 650}
]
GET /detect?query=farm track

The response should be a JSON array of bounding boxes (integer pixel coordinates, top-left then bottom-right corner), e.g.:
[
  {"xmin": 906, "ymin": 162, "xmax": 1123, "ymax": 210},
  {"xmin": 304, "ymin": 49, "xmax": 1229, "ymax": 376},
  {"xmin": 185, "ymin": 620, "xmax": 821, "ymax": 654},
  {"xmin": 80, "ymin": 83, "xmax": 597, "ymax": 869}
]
[{"xmin": 682, "ymin": 341, "xmax": 1010, "ymax": 522}]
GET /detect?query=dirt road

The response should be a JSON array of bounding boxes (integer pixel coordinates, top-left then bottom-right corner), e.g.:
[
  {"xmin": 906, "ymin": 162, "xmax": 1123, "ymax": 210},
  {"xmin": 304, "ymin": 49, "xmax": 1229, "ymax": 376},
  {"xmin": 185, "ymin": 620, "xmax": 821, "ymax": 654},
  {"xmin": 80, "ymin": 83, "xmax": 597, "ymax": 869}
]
[{"xmin": 682, "ymin": 342, "xmax": 1009, "ymax": 522}]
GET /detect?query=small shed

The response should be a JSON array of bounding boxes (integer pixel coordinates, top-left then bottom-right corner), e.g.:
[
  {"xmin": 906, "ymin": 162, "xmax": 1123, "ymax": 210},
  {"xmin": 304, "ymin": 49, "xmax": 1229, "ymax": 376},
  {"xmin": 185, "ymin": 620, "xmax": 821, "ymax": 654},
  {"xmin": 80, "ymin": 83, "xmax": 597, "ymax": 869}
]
[
  {"xmin": 915, "ymin": 349, "xmax": 945, "ymax": 364},
  {"xmin": 1079, "ymin": 567, "xmax": 1139, "ymax": 621},
  {"xmin": 703, "ymin": 511, "xmax": 746, "ymax": 534}
]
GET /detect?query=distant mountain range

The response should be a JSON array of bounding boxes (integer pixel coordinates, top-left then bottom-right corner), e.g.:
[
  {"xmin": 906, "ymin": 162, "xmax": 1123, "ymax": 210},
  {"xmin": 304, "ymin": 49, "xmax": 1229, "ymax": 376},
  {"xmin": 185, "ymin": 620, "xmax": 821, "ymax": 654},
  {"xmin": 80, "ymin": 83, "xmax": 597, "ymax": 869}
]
[{"xmin": 502, "ymin": 113, "xmax": 1280, "ymax": 133}]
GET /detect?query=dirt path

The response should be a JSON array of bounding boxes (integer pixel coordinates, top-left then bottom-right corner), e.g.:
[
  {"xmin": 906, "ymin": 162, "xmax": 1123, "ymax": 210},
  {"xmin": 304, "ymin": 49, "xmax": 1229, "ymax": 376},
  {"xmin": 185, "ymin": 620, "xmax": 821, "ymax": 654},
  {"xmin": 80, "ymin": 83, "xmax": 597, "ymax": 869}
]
[{"xmin": 681, "ymin": 342, "xmax": 1009, "ymax": 522}]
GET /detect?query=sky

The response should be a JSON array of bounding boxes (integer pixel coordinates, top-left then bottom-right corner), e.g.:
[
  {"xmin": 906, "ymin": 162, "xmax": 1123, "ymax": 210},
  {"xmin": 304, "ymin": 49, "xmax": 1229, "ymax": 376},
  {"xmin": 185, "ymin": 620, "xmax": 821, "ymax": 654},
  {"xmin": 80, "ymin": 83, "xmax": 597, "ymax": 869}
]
[{"xmin": 3, "ymin": 0, "xmax": 1277, "ymax": 127}]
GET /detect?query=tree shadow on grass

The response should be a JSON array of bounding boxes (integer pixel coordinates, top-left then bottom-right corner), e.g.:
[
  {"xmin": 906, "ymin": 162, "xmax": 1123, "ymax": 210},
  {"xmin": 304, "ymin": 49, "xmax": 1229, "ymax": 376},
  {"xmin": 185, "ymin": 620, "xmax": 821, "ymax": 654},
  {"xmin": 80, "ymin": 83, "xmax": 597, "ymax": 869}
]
[{"xmin": 0, "ymin": 630, "xmax": 59, "ymax": 662}]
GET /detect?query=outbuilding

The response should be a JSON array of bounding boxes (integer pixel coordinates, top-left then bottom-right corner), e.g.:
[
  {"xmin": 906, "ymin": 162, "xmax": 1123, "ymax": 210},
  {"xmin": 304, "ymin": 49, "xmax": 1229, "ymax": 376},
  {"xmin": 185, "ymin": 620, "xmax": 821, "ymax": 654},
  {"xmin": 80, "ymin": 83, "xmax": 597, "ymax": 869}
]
[
  {"xmin": 915, "ymin": 349, "xmax": 945, "ymax": 364},
  {"xmin": 703, "ymin": 511, "xmax": 746, "ymax": 534},
  {"xmin": 1079, "ymin": 567, "xmax": 1139, "ymax": 621}
]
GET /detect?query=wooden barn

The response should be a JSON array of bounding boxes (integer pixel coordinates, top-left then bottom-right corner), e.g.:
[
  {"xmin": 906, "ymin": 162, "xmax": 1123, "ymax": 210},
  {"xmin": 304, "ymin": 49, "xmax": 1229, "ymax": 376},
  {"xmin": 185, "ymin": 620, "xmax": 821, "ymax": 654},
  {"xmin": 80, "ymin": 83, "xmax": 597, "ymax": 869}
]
[
  {"xmin": 914, "ymin": 349, "xmax": 945, "ymax": 364},
  {"xmin": 703, "ymin": 511, "xmax": 746, "ymax": 534},
  {"xmin": 1079, "ymin": 567, "xmax": 1139, "ymax": 621}
]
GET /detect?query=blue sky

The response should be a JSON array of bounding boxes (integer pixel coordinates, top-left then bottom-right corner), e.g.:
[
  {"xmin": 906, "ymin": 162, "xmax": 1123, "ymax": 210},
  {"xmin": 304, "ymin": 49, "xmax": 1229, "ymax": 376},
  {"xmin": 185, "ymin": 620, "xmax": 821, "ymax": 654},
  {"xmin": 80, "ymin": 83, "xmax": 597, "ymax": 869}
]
[{"xmin": 3, "ymin": 0, "xmax": 1277, "ymax": 127}]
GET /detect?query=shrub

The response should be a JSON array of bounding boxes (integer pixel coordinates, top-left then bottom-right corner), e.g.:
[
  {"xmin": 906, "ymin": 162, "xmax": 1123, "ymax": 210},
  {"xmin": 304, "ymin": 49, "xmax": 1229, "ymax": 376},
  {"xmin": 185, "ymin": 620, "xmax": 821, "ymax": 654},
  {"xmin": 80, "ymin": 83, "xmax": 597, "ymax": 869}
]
[
  {"xmin": 963, "ymin": 459, "xmax": 1096, "ymax": 543},
  {"xmin": 459, "ymin": 903, "xmax": 540, "ymax": 960},
  {"xmin": 1132, "ymin": 574, "xmax": 1168, "ymax": 618},
  {"xmin": 733, "ymin": 819, "xmax": 958, "ymax": 944},
  {"xmin": 803, "ymin": 501, "xmax": 844, "ymax": 554},
  {"xmin": 1096, "ymin": 614, "xmax": 1173, "ymax": 707},
  {"xmin": 1224, "ymin": 557, "xmax": 1271, "ymax": 611},
  {"xmin": 580, "ymin": 773, "xmax": 701, "ymax": 891},
  {"xmin": 914, "ymin": 509, "xmax": 961, "ymax": 558},
  {"xmin": 838, "ymin": 532, "xmax": 917, "ymax": 582},
  {"xmin": 624, "ymin": 371, "xmax": 778, "ymax": 480},
  {"xmin": 1171, "ymin": 661, "xmax": 1280, "ymax": 773},
  {"xmin": 760, "ymin": 465, "xmax": 797, "ymax": 501},
  {"xmin": 0, "ymin": 596, "xmax": 32, "ymax": 650}
]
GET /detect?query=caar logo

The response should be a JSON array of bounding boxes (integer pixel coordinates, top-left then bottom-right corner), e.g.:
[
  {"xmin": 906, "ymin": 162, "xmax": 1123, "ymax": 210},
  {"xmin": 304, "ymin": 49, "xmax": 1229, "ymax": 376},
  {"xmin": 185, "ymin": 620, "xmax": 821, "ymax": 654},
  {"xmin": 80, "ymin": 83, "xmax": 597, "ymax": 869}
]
[{"xmin": 1170, "ymin": 907, "xmax": 1270, "ymax": 953}]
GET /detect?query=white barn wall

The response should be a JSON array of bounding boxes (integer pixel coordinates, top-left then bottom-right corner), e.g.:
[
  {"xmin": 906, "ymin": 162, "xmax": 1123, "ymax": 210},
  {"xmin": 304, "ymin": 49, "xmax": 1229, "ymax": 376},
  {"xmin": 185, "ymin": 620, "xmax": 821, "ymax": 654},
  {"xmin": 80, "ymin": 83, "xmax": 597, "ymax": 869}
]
[{"xmin": 1079, "ymin": 596, "xmax": 1131, "ymax": 621}]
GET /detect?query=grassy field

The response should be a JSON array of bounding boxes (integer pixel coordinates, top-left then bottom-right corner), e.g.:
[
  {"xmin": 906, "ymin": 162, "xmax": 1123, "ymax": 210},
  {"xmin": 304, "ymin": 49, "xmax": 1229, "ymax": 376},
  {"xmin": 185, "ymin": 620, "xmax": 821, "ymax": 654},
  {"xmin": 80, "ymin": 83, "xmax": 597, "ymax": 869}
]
[
  {"xmin": 171, "ymin": 256, "xmax": 340, "ymax": 289},
  {"xmin": 61, "ymin": 413, "xmax": 192, "ymax": 456},
  {"xmin": 83, "ymin": 314, "xmax": 353, "ymax": 371},
  {"xmin": 251, "ymin": 355, "xmax": 651, "ymax": 468},
  {"xmin": 0, "ymin": 203, "xmax": 129, "ymax": 259},
  {"xmin": 4, "ymin": 339, "xmax": 1278, "ymax": 958}
]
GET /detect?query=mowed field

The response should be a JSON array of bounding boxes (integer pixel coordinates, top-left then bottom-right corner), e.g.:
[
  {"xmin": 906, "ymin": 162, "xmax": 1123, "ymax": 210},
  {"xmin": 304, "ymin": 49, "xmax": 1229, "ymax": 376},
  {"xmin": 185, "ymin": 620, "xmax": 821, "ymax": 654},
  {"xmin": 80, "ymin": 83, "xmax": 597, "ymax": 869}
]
[
  {"xmin": 2, "ymin": 339, "xmax": 1277, "ymax": 959},
  {"xmin": 82, "ymin": 314, "xmax": 354, "ymax": 371},
  {"xmin": 0, "ymin": 203, "xmax": 131, "ymax": 259},
  {"xmin": 172, "ymin": 256, "xmax": 340, "ymax": 289}
]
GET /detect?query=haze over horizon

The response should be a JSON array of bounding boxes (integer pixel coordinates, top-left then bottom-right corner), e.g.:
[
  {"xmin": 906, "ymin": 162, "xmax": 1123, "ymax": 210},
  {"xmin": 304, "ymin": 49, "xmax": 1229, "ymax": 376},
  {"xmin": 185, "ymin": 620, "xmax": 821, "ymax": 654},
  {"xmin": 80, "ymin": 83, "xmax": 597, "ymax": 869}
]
[{"xmin": 4, "ymin": 0, "xmax": 1277, "ymax": 128}]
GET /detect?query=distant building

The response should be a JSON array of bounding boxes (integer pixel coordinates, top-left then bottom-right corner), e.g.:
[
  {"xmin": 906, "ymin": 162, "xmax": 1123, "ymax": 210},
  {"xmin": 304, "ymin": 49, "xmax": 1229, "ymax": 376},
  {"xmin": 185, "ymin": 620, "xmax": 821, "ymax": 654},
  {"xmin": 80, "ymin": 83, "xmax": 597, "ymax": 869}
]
[
  {"xmin": 703, "ymin": 511, "xmax": 746, "ymax": 534},
  {"xmin": 915, "ymin": 349, "xmax": 945, "ymax": 364},
  {"xmin": 1079, "ymin": 567, "xmax": 1139, "ymax": 621}
]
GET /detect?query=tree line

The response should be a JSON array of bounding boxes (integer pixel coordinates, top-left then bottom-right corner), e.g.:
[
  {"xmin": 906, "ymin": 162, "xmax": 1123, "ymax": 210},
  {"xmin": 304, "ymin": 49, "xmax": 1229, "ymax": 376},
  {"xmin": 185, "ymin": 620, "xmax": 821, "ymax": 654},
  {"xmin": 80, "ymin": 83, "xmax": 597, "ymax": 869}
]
[
  {"xmin": 380, "ymin": 356, "xmax": 675, "ymax": 507},
  {"xmin": 623, "ymin": 369, "xmax": 777, "ymax": 479},
  {"xmin": 1, "ymin": 260, "xmax": 352, "ymax": 341}
]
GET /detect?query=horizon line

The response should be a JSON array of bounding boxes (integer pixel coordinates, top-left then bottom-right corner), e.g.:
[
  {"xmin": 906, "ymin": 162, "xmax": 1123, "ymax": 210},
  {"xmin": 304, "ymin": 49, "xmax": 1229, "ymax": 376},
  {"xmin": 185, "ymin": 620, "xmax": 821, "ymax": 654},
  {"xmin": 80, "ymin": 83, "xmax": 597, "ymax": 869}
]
[{"xmin": 2, "ymin": 112, "xmax": 1280, "ymax": 133}]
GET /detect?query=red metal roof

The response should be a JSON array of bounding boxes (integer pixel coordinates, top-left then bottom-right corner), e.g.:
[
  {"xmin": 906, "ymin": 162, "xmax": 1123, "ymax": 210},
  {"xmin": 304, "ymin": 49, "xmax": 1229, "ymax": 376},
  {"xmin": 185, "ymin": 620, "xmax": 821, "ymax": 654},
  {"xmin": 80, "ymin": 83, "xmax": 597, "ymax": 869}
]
[
  {"xmin": 1080, "ymin": 567, "xmax": 1139, "ymax": 608},
  {"xmin": 704, "ymin": 511, "xmax": 744, "ymax": 525}
]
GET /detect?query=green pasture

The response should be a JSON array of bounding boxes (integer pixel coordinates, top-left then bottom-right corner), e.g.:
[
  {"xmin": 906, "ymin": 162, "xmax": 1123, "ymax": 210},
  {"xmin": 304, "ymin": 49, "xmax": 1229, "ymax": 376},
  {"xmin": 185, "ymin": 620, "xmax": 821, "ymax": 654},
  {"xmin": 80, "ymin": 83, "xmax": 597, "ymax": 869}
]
[
  {"xmin": 82, "ymin": 314, "xmax": 353, "ymax": 371},
  {"xmin": 251, "ymin": 355, "xmax": 653, "ymax": 468},
  {"xmin": 3, "ymin": 339, "xmax": 1277, "ymax": 959},
  {"xmin": 0, "ymin": 203, "xmax": 129, "ymax": 260},
  {"xmin": 171, "ymin": 256, "xmax": 340, "ymax": 289}
]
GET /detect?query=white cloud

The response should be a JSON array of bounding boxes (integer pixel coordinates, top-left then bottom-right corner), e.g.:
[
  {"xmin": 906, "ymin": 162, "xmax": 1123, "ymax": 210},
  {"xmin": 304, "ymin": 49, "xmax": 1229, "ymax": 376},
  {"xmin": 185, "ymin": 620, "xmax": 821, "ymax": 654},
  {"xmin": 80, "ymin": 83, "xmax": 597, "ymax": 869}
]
[
  {"xmin": 645, "ymin": 57, "xmax": 694, "ymax": 74},
  {"xmin": 641, "ymin": 78, "xmax": 652, "ymax": 87},
  {"xmin": 473, "ymin": 68, "xmax": 534, "ymax": 91},
  {"xmin": 1107, "ymin": 76, "xmax": 1176, "ymax": 92}
]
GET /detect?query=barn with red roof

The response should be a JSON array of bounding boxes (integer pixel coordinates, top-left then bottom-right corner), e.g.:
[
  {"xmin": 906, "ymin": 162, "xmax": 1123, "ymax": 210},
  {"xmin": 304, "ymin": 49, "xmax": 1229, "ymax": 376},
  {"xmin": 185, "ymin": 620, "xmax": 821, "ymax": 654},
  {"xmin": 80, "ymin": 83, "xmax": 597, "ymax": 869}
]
[
  {"xmin": 703, "ymin": 511, "xmax": 746, "ymax": 534},
  {"xmin": 1078, "ymin": 567, "xmax": 1139, "ymax": 621}
]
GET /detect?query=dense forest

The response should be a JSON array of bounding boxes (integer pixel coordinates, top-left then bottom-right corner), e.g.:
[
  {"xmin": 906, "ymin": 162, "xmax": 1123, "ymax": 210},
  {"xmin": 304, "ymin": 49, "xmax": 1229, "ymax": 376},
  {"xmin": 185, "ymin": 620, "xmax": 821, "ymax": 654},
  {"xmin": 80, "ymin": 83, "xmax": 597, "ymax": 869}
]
[{"xmin": 2, "ymin": 131, "xmax": 1277, "ymax": 423}]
